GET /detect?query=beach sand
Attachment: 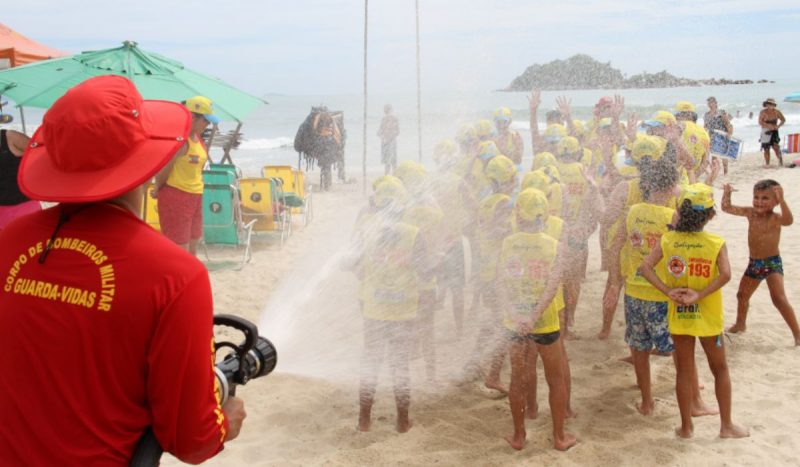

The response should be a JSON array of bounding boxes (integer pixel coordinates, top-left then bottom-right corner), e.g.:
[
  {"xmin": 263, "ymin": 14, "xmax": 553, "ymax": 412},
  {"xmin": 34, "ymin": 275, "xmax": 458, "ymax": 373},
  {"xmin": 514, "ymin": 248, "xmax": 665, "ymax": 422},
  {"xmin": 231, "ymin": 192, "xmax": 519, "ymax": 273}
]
[{"xmin": 164, "ymin": 153, "xmax": 799, "ymax": 466}]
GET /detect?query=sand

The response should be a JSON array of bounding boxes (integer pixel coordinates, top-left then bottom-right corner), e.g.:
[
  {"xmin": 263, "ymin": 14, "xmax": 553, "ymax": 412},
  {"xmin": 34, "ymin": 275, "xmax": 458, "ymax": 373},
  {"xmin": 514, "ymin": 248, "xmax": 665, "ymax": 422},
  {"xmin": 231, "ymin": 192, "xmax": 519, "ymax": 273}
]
[{"xmin": 164, "ymin": 153, "xmax": 799, "ymax": 466}]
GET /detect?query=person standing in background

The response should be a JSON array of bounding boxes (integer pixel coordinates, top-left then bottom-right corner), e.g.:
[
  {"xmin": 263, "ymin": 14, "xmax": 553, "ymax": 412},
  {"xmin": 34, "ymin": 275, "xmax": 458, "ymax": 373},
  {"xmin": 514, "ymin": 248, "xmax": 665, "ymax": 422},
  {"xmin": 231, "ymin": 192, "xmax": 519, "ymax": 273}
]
[
  {"xmin": 758, "ymin": 98, "xmax": 786, "ymax": 167},
  {"xmin": 0, "ymin": 128, "xmax": 40, "ymax": 230},
  {"xmin": 492, "ymin": 107, "xmax": 524, "ymax": 167},
  {"xmin": 152, "ymin": 96, "xmax": 219, "ymax": 255},
  {"xmin": 378, "ymin": 104, "xmax": 400, "ymax": 175},
  {"xmin": 703, "ymin": 97, "xmax": 733, "ymax": 175}
]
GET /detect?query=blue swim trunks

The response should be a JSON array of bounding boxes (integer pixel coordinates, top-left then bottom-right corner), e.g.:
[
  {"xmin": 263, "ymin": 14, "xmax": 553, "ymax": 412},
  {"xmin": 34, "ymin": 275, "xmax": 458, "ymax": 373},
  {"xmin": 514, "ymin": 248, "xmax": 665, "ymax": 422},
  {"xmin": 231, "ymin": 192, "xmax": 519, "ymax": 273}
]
[
  {"xmin": 744, "ymin": 255, "xmax": 783, "ymax": 281},
  {"xmin": 624, "ymin": 295, "xmax": 673, "ymax": 353}
]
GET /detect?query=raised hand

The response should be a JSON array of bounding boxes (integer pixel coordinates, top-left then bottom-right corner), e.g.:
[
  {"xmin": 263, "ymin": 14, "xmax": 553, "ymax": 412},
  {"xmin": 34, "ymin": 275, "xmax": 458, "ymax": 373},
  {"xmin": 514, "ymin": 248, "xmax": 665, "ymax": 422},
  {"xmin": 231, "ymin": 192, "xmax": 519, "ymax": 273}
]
[
  {"xmin": 556, "ymin": 95, "xmax": 572, "ymax": 119},
  {"xmin": 610, "ymin": 95, "xmax": 625, "ymax": 118},
  {"xmin": 723, "ymin": 183, "xmax": 736, "ymax": 194},
  {"xmin": 773, "ymin": 185, "xmax": 784, "ymax": 203},
  {"xmin": 528, "ymin": 88, "xmax": 541, "ymax": 112}
]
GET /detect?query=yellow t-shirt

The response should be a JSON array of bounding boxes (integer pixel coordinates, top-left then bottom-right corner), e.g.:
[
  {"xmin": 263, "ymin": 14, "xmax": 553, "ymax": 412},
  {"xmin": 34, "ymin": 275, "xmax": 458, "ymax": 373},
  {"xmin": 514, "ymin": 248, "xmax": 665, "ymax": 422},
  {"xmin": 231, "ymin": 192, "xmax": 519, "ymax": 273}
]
[
  {"xmin": 661, "ymin": 230, "xmax": 725, "ymax": 336},
  {"xmin": 558, "ymin": 162, "xmax": 587, "ymax": 223},
  {"xmin": 623, "ymin": 203, "xmax": 674, "ymax": 301},
  {"xmin": 478, "ymin": 193, "xmax": 512, "ymax": 283},
  {"xmin": 498, "ymin": 232, "xmax": 561, "ymax": 334},
  {"xmin": 403, "ymin": 201, "xmax": 443, "ymax": 292},
  {"xmin": 166, "ymin": 136, "xmax": 208, "ymax": 194},
  {"xmin": 682, "ymin": 121, "xmax": 710, "ymax": 172},
  {"xmin": 360, "ymin": 221, "xmax": 420, "ymax": 321}
]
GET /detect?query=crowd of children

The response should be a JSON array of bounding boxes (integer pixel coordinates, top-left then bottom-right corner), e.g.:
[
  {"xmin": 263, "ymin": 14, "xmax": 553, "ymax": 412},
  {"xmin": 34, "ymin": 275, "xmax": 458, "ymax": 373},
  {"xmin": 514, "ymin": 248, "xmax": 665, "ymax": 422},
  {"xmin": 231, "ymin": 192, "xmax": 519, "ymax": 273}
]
[{"xmin": 348, "ymin": 93, "xmax": 797, "ymax": 451}]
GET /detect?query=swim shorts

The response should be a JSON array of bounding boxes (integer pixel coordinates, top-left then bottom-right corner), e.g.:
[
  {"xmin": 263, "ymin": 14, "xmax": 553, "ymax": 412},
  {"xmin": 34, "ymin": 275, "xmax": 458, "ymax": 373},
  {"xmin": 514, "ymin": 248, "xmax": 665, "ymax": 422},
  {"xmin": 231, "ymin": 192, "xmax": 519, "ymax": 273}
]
[
  {"xmin": 157, "ymin": 185, "xmax": 203, "ymax": 244},
  {"xmin": 744, "ymin": 255, "xmax": 783, "ymax": 281},
  {"xmin": 624, "ymin": 295, "xmax": 673, "ymax": 353},
  {"xmin": 508, "ymin": 330, "xmax": 561, "ymax": 346}
]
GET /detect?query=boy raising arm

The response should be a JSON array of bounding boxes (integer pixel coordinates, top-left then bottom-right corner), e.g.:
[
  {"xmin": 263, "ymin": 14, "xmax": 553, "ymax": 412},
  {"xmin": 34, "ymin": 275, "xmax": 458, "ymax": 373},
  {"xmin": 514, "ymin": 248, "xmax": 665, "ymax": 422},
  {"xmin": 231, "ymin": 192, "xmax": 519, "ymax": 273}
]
[{"xmin": 723, "ymin": 181, "xmax": 799, "ymax": 345}]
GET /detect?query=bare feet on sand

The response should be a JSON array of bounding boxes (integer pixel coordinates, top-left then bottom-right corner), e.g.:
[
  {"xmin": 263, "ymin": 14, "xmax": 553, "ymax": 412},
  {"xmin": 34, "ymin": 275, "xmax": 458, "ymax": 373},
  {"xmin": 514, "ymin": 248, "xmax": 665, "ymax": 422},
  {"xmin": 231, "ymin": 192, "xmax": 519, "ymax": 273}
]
[
  {"xmin": 691, "ymin": 401, "xmax": 719, "ymax": 417},
  {"xmin": 637, "ymin": 399, "xmax": 655, "ymax": 416},
  {"xmin": 505, "ymin": 433, "xmax": 526, "ymax": 450},
  {"xmin": 727, "ymin": 323, "xmax": 746, "ymax": 334},
  {"xmin": 396, "ymin": 418, "xmax": 413, "ymax": 433},
  {"xmin": 720, "ymin": 423, "xmax": 750, "ymax": 439},
  {"xmin": 597, "ymin": 329, "xmax": 611, "ymax": 340},
  {"xmin": 554, "ymin": 432, "xmax": 578, "ymax": 451},
  {"xmin": 675, "ymin": 425, "xmax": 693, "ymax": 439},
  {"xmin": 484, "ymin": 380, "xmax": 509, "ymax": 395},
  {"xmin": 566, "ymin": 407, "xmax": 578, "ymax": 419}
]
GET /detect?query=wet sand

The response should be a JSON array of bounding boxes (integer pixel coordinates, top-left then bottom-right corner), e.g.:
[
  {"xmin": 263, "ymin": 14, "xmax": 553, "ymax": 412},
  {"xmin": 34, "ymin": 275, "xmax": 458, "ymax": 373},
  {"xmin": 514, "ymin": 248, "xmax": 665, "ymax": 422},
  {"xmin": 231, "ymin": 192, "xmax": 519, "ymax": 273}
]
[{"xmin": 164, "ymin": 153, "xmax": 800, "ymax": 466}]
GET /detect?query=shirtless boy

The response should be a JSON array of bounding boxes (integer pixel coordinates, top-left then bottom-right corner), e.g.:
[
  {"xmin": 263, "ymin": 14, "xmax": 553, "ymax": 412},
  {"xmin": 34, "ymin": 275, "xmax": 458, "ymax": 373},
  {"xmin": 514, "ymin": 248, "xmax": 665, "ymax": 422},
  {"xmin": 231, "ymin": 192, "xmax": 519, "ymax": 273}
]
[{"xmin": 723, "ymin": 180, "xmax": 800, "ymax": 345}]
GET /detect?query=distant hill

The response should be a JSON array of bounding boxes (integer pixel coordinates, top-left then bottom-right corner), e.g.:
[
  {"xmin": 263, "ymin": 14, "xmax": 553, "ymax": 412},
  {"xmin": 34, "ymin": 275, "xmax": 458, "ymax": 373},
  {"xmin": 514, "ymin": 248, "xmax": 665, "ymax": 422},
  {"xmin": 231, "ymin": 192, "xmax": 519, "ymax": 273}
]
[{"xmin": 504, "ymin": 54, "xmax": 767, "ymax": 91}]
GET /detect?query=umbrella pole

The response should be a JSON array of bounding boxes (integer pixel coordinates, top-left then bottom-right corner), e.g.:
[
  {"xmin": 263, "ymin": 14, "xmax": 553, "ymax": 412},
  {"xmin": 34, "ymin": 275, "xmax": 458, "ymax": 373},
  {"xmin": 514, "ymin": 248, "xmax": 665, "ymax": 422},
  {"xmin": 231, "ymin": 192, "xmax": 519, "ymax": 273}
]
[
  {"xmin": 362, "ymin": 0, "xmax": 369, "ymax": 196},
  {"xmin": 19, "ymin": 107, "xmax": 26, "ymax": 134}
]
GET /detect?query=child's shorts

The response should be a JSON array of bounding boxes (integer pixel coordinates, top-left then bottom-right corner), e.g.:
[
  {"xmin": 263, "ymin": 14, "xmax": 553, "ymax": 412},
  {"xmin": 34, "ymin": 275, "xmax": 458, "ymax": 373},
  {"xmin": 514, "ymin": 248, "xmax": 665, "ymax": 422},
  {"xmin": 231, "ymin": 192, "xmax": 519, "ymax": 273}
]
[
  {"xmin": 744, "ymin": 255, "xmax": 783, "ymax": 281},
  {"xmin": 624, "ymin": 295, "xmax": 673, "ymax": 353}
]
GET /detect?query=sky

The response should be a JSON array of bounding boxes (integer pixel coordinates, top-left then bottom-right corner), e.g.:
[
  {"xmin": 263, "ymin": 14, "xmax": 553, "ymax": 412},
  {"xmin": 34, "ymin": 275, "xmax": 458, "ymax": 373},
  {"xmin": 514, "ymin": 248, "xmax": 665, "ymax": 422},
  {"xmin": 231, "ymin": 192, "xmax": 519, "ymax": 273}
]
[{"xmin": 5, "ymin": 1, "xmax": 800, "ymax": 97}]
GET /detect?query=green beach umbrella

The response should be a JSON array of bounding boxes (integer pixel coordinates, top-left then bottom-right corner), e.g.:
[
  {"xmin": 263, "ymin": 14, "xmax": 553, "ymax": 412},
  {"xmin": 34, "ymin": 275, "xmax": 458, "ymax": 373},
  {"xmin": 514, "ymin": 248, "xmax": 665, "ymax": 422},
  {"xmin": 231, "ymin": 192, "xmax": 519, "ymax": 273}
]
[{"xmin": 0, "ymin": 40, "xmax": 265, "ymax": 122}]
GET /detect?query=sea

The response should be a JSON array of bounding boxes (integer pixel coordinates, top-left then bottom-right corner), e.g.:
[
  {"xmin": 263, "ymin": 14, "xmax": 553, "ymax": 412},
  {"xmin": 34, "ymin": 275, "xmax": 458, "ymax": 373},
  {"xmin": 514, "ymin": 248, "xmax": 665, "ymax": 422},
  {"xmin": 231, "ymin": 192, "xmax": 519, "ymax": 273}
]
[{"xmin": 6, "ymin": 80, "xmax": 800, "ymax": 177}]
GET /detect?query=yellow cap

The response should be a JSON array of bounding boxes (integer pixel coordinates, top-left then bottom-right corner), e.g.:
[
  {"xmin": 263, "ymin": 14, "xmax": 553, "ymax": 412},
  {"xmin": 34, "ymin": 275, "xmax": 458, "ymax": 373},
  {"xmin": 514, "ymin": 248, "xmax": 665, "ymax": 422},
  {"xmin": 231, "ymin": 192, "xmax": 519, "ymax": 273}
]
[
  {"xmin": 485, "ymin": 155, "xmax": 517, "ymax": 184},
  {"xmin": 373, "ymin": 176, "xmax": 407, "ymax": 208},
  {"xmin": 184, "ymin": 96, "xmax": 220, "ymax": 124},
  {"xmin": 372, "ymin": 175, "xmax": 393, "ymax": 191},
  {"xmin": 674, "ymin": 101, "xmax": 697, "ymax": 113},
  {"xmin": 433, "ymin": 139, "xmax": 456, "ymax": 163},
  {"xmin": 395, "ymin": 161, "xmax": 427, "ymax": 191},
  {"xmin": 571, "ymin": 119, "xmax": 586, "ymax": 137},
  {"xmin": 679, "ymin": 183, "xmax": 715, "ymax": 210},
  {"xmin": 556, "ymin": 136, "xmax": 581, "ymax": 157},
  {"xmin": 644, "ymin": 111, "xmax": 677, "ymax": 128},
  {"xmin": 521, "ymin": 170, "xmax": 550, "ymax": 193},
  {"xmin": 631, "ymin": 135, "xmax": 667, "ymax": 163},
  {"xmin": 477, "ymin": 140, "xmax": 499, "ymax": 158},
  {"xmin": 516, "ymin": 188, "xmax": 550, "ymax": 222},
  {"xmin": 544, "ymin": 123, "xmax": 567, "ymax": 143},
  {"xmin": 532, "ymin": 151, "xmax": 558, "ymax": 170},
  {"xmin": 456, "ymin": 124, "xmax": 477, "ymax": 144},
  {"xmin": 540, "ymin": 164, "xmax": 561, "ymax": 183},
  {"xmin": 476, "ymin": 119, "xmax": 494, "ymax": 137},
  {"xmin": 494, "ymin": 107, "xmax": 512, "ymax": 121}
]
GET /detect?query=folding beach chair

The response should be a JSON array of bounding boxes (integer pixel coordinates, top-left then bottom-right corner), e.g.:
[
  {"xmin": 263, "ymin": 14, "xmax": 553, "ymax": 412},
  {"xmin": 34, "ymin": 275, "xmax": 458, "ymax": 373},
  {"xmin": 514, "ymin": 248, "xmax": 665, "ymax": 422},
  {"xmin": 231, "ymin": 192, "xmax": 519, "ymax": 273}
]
[
  {"xmin": 239, "ymin": 177, "xmax": 291, "ymax": 247},
  {"xmin": 262, "ymin": 165, "xmax": 313, "ymax": 226},
  {"xmin": 201, "ymin": 181, "xmax": 256, "ymax": 270}
]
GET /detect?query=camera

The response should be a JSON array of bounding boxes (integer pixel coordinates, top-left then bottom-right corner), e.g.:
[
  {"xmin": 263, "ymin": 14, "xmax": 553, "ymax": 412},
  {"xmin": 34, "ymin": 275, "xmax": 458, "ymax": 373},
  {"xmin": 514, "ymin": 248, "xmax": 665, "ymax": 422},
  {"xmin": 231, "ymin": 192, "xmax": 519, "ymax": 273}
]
[{"xmin": 130, "ymin": 314, "xmax": 277, "ymax": 466}]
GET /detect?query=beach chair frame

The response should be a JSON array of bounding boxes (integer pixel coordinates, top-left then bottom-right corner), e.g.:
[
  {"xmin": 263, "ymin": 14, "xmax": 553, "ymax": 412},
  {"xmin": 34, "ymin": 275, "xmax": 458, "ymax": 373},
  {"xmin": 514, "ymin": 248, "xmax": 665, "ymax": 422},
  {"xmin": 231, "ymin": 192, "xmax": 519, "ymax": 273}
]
[{"xmin": 201, "ymin": 181, "xmax": 256, "ymax": 270}]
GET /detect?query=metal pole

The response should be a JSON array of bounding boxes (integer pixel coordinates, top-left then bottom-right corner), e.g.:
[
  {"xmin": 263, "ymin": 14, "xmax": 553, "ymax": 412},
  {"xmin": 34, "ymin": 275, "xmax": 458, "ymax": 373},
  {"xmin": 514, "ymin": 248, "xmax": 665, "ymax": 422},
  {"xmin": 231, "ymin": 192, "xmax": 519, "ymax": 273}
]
[
  {"xmin": 415, "ymin": 0, "xmax": 422, "ymax": 163},
  {"xmin": 19, "ymin": 107, "xmax": 27, "ymax": 134},
  {"xmin": 362, "ymin": 0, "xmax": 369, "ymax": 195}
]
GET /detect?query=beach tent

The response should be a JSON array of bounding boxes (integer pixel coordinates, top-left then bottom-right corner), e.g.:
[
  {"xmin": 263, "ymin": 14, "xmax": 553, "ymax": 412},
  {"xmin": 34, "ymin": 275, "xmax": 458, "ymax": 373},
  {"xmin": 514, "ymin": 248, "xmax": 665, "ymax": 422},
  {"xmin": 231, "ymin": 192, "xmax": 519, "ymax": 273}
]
[
  {"xmin": 0, "ymin": 23, "xmax": 66, "ymax": 69},
  {"xmin": 0, "ymin": 40, "xmax": 265, "ymax": 123}
]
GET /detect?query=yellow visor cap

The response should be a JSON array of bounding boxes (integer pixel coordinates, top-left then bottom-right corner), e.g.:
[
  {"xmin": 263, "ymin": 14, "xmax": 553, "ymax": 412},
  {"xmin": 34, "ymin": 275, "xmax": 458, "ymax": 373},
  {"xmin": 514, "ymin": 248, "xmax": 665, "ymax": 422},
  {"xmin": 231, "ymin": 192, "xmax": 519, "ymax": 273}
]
[
  {"xmin": 485, "ymin": 154, "xmax": 516, "ymax": 183},
  {"xmin": 516, "ymin": 188, "xmax": 550, "ymax": 222},
  {"xmin": 679, "ymin": 183, "xmax": 715, "ymax": 210}
]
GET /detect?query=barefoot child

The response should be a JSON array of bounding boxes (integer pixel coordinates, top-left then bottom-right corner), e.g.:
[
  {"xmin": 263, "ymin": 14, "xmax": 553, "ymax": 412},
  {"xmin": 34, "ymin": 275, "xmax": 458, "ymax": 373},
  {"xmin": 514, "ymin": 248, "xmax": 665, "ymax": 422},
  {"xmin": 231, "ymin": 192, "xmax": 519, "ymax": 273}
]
[
  {"xmin": 621, "ymin": 136, "xmax": 679, "ymax": 415},
  {"xmin": 640, "ymin": 184, "xmax": 749, "ymax": 439},
  {"xmin": 498, "ymin": 188, "xmax": 577, "ymax": 451},
  {"xmin": 355, "ymin": 177, "xmax": 431, "ymax": 433},
  {"xmin": 723, "ymin": 180, "xmax": 799, "ymax": 345}
]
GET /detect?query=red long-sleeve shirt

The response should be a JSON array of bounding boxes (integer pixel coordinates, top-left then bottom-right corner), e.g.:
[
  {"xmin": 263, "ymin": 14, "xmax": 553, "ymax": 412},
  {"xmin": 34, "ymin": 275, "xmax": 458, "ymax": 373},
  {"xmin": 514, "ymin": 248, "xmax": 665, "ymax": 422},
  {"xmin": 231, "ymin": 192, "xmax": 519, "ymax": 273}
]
[{"xmin": 0, "ymin": 203, "xmax": 226, "ymax": 466}]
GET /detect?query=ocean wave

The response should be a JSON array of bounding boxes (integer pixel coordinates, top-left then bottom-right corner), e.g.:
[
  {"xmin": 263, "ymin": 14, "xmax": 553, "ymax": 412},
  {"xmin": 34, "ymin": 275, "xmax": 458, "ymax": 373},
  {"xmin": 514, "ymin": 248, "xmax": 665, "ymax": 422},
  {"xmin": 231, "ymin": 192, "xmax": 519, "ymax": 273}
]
[{"xmin": 238, "ymin": 136, "xmax": 294, "ymax": 151}]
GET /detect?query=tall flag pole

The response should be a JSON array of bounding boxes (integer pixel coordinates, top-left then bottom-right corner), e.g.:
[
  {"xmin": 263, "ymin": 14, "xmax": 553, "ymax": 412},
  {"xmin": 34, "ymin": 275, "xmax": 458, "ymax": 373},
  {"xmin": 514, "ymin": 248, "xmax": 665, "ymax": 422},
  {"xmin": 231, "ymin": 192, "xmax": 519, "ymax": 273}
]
[
  {"xmin": 415, "ymin": 0, "xmax": 422, "ymax": 163},
  {"xmin": 362, "ymin": 0, "xmax": 369, "ymax": 195}
]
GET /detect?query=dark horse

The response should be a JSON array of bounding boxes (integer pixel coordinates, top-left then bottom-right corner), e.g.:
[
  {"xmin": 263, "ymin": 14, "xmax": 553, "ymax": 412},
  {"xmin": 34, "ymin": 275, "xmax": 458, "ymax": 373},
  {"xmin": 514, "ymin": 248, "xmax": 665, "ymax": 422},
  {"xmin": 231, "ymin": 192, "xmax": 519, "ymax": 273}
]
[{"xmin": 294, "ymin": 107, "xmax": 345, "ymax": 191}]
